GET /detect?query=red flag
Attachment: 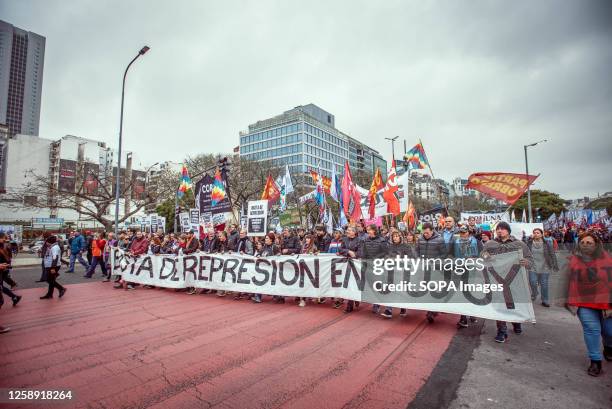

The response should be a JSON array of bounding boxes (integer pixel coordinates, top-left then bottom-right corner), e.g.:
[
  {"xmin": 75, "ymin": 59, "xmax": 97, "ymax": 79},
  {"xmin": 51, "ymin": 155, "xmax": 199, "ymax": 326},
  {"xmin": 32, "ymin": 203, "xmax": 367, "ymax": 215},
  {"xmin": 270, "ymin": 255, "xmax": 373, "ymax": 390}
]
[
  {"xmin": 383, "ymin": 160, "xmax": 400, "ymax": 216},
  {"xmin": 465, "ymin": 172, "xmax": 538, "ymax": 205},
  {"xmin": 368, "ymin": 168, "xmax": 384, "ymax": 219},
  {"xmin": 261, "ymin": 174, "xmax": 280, "ymax": 204},
  {"xmin": 309, "ymin": 170, "xmax": 332, "ymax": 194},
  {"xmin": 341, "ymin": 161, "xmax": 363, "ymax": 221}
]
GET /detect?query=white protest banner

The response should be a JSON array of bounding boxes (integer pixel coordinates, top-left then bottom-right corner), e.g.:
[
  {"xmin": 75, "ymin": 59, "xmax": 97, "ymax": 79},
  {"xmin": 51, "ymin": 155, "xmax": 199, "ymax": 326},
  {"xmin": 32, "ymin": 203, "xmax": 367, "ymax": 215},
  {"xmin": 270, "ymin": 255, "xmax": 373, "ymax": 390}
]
[
  {"xmin": 179, "ymin": 212, "xmax": 190, "ymax": 232},
  {"xmin": 460, "ymin": 212, "xmax": 510, "ymax": 225},
  {"xmin": 149, "ymin": 213, "xmax": 159, "ymax": 233},
  {"xmin": 111, "ymin": 248, "xmax": 535, "ymax": 323},
  {"xmin": 158, "ymin": 217, "xmax": 165, "ymax": 233},
  {"xmin": 247, "ymin": 200, "xmax": 268, "ymax": 236},
  {"xmin": 200, "ymin": 212, "xmax": 213, "ymax": 230},
  {"xmin": 507, "ymin": 222, "xmax": 544, "ymax": 239},
  {"xmin": 189, "ymin": 208, "xmax": 200, "ymax": 232}
]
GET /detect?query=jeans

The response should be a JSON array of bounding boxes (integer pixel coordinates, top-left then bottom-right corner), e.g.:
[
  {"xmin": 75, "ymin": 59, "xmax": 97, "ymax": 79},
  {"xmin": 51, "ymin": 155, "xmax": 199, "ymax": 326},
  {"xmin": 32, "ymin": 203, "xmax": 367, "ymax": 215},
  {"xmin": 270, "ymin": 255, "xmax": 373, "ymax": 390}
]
[
  {"xmin": 68, "ymin": 252, "xmax": 89, "ymax": 271},
  {"xmin": 86, "ymin": 256, "xmax": 107, "ymax": 277},
  {"xmin": 496, "ymin": 321, "xmax": 522, "ymax": 334},
  {"xmin": 529, "ymin": 271, "xmax": 549, "ymax": 304},
  {"xmin": 577, "ymin": 307, "xmax": 612, "ymax": 361}
]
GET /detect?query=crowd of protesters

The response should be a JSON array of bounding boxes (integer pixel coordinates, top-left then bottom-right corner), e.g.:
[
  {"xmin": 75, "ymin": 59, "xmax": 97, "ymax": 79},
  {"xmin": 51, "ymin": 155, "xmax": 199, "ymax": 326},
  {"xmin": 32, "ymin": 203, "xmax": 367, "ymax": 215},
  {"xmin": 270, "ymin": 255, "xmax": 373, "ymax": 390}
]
[{"xmin": 0, "ymin": 216, "xmax": 610, "ymax": 377}]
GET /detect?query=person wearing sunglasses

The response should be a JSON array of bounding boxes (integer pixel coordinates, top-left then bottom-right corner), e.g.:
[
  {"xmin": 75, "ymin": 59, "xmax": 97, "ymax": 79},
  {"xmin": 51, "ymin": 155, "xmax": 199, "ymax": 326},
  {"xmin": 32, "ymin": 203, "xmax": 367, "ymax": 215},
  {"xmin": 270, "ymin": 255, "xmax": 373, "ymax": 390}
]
[{"xmin": 567, "ymin": 232, "xmax": 612, "ymax": 377}]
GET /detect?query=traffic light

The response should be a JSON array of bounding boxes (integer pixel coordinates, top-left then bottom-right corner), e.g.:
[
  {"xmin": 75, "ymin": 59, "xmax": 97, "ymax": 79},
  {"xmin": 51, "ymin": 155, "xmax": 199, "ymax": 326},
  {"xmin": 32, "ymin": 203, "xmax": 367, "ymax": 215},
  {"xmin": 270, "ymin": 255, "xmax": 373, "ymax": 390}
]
[{"xmin": 218, "ymin": 157, "xmax": 230, "ymax": 174}]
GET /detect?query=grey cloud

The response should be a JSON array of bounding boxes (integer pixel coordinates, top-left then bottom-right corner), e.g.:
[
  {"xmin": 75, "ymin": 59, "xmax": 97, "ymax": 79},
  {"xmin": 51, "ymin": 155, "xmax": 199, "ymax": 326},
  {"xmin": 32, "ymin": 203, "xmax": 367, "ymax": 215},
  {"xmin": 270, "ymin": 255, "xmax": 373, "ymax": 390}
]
[{"xmin": 1, "ymin": 0, "xmax": 610, "ymax": 198}]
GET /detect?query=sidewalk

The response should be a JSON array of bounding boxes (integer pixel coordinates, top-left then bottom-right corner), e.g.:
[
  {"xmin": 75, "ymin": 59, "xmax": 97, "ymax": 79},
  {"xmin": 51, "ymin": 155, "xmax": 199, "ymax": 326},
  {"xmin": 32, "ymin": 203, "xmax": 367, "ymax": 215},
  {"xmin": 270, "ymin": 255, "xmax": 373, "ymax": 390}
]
[
  {"xmin": 10, "ymin": 253, "xmax": 41, "ymax": 267},
  {"xmin": 448, "ymin": 303, "xmax": 611, "ymax": 409}
]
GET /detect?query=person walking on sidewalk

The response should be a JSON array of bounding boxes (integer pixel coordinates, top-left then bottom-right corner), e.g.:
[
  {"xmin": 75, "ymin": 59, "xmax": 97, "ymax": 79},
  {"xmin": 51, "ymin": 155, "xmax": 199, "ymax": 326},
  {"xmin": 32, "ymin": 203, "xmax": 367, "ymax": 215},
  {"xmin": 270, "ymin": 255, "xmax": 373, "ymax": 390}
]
[
  {"xmin": 0, "ymin": 232, "xmax": 21, "ymax": 307},
  {"xmin": 40, "ymin": 236, "xmax": 66, "ymax": 299},
  {"xmin": 566, "ymin": 232, "xmax": 612, "ymax": 377},
  {"xmin": 527, "ymin": 228, "xmax": 558, "ymax": 307},
  {"xmin": 66, "ymin": 231, "xmax": 89, "ymax": 273},
  {"xmin": 481, "ymin": 222, "xmax": 533, "ymax": 343}
]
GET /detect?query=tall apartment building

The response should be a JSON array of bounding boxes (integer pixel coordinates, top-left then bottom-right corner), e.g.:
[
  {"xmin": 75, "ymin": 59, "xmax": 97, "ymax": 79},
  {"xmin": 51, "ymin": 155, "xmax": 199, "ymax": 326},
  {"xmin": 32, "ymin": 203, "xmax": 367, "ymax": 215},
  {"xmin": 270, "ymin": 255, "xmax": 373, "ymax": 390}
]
[
  {"xmin": 0, "ymin": 134, "xmax": 148, "ymax": 226},
  {"xmin": 239, "ymin": 104, "xmax": 386, "ymax": 182},
  {"xmin": 0, "ymin": 20, "xmax": 45, "ymax": 136}
]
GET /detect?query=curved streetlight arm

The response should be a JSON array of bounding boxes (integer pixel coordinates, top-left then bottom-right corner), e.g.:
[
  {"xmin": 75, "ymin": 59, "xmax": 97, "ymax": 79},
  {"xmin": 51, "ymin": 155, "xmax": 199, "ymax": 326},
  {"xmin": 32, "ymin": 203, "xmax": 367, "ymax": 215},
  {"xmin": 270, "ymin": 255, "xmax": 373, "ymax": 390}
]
[{"xmin": 114, "ymin": 47, "xmax": 150, "ymax": 236}]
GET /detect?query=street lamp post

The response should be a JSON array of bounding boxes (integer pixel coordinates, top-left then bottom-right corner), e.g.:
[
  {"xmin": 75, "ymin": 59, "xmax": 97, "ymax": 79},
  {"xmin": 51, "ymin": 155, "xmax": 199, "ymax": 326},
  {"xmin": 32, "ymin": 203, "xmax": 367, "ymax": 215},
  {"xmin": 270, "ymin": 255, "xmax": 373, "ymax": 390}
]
[
  {"xmin": 385, "ymin": 136, "xmax": 399, "ymax": 162},
  {"xmin": 114, "ymin": 46, "xmax": 150, "ymax": 237},
  {"xmin": 523, "ymin": 139, "xmax": 547, "ymax": 223}
]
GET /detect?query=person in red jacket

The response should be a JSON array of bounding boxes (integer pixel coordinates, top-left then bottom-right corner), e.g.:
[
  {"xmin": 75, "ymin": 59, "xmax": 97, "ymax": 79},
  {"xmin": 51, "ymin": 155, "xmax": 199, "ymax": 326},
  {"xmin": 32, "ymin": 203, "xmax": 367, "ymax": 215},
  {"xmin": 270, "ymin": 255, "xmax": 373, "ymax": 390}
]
[
  {"xmin": 567, "ymin": 232, "xmax": 612, "ymax": 377},
  {"xmin": 114, "ymin": 230, "xmax": 149, "ymax": 290},
  {"xmin": 84, "ymin": 232, "xmax": 107, "ymax": 279}
]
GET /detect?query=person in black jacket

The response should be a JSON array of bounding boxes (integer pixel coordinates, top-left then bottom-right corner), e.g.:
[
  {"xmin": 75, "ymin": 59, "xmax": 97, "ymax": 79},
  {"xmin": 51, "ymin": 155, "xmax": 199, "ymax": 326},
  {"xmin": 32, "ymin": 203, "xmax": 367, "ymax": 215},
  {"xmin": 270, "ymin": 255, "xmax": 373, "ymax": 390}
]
[
  {"xmin": 314, "ymin": 224, "xmax": 332, "ymax": 253},
  {"xmin": 200, "ymin": 230, "xmax": 218, "ymax": 253},
  {"xmin": 281, "ymin": 228, "xmax": 301, "ymax": 255},
  {"xmin": 416, "ymin": 223, "xmax": 448, "ymax": 323},
  {"xmin": 359, "ymin": 225, "xmax": 388, "ymax": 315},
  {"xmin": 377, "ymin": 230, "xmax": 414, "ymax": 318},
  {"xmin": 339, "ymin": 226, "xmax": 361, "ymax": 312}
]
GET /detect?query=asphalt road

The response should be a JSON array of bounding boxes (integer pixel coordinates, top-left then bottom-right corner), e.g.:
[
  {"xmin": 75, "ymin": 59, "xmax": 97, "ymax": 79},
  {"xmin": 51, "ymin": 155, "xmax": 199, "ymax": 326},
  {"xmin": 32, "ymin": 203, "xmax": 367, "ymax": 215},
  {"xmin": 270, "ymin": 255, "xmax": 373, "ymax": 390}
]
[{"xmin": 8, "ymin": 264, "xmax": 110, "ymax": 290}]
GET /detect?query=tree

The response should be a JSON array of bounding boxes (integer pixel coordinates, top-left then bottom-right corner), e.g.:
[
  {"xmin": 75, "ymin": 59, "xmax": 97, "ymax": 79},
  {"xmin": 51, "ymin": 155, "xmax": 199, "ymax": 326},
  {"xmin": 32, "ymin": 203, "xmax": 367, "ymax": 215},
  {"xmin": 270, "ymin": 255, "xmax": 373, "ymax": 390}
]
[
  {"xmin": 510, "ymin": 189, "xmax": 567, "ymax": 220},
  {"xmin": 5, "ymin": 166, "xmax": 168, "ymax": 231}
]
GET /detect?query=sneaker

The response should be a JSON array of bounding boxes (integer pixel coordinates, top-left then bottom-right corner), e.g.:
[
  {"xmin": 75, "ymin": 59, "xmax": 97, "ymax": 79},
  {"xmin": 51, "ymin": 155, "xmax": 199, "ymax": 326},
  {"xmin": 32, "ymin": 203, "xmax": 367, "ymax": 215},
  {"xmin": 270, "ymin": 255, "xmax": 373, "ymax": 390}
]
[
  {"xmin": 217, "ymin": 291, "xmax": 226, "ymax": 297},
  {"xmin": 381, "ymin": 310, "xmax": 393, "ymax": 319},
  {"xmin": 494, "ymin": 331, "xmax": 508, "ymax": 343},
  {"xmin": 512, "ymin": 323, "xmax": 522, "ymax": 335},
  {"xmin": 59, "ymin": 288, "xmax": 66, "ymax": 298},
  {"xmin": 0, "ymin": 326, "xmax": 10, "ymax": 334},
  {"xmin": 399, "ymin": 309, "xmax": 407, "ymax": 318},
  {"xmin": 457, "ymin": 318, "xmax": 468, "ymax": 328},
  {"xmin": 251, "ymin": 295, "xmax": 262, "ymax": 303},
  {"xmin": 317, "ymin": 298, "xmax": 326, "ymax": 304},
  {"xmin": 187, "ymin": 288, "xmax": 197, "ymax": 295},
  {"xmin": 298, "ymin": 299, "xmax": 306, "ymax": 307},
  {"xmin": 126, "ymin": 285, "xmax": 135, "ymax": 290},
  {"xmin": 12, "ymin": 295, "xmax": 22, "ymax": 307},
  {"xmin": 587, "ymin": 360, "xmax": 602, "ymax": 377},
  {"xmin": 426, "ymin": 311, "xmax": 436, "ymax": 323},
  {"xmin": 541, "ymin": 302, "xmax": 550, "ymax": 307},
  {"xmin": 40, "ymin": 295, "xmax": 52, "ymax": 299},
  {"xmin": 113, "ymin": 283, "xmax": 122, "ymax": 289},
  {"xmin": 333, "ymin": 300, "xmax": 343, "ymax": 309}
]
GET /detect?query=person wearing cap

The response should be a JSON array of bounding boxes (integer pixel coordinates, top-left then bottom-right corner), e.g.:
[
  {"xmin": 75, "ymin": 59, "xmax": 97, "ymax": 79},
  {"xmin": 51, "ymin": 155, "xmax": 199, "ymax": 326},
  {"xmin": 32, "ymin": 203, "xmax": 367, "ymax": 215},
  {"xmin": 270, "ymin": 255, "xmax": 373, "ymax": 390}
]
[
  {"xmin": 454, "ymin": 225, "xmax": 480, "ymax": 328},
  {"xmin": 482, "ymin": 221, "xmax": 534, "ymax": 343}
]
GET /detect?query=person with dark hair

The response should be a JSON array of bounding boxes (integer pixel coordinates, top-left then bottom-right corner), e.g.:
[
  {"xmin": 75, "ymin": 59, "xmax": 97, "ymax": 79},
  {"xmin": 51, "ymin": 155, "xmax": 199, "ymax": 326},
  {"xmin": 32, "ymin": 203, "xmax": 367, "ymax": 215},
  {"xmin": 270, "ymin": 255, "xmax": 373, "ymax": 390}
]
[
  {"xmin": 482, "ymin": 221, "xmax": 533, "ymax": 343},
  {"xmin": 382, "ymin": 230, "xmax": 414, "ymax": 318},
  {"xmin": 566, "ymin": 232, "xmax": 612, "ymax": 377},
  {"xmin": 527, "ymin": 228, "xmax": 558, "ymax": 307},
  {"xmin": 40, "ymin": 236, "xmax": 66, "ymax": 299},
  {"xmin": 0, "ymin": 232, "xmax": 21, "ymax": 307},
  {"xmin": 252, "ymin": 233, "xmax": 280, "ymax": 303},
  {"xmin": 359, "ymin": 225, "xmax": 388, "ymax": 315},
  {"xmin": 314, "ymin": 224, "xmax": 331, "ymax": 253},
  {"xmin": 339, "ymin": 226, "xmax": 362, "ymax": 312},
  {"xmin": 66, "ymin": 230, "xmax": 89, "ymax": 274},
  {"xmin": 84, "ymin": 232, "xmax": 107, "ymax": 278},
  {"xmin": 416, "ymin": 222, "xmax": 449, "ymax": 323}
]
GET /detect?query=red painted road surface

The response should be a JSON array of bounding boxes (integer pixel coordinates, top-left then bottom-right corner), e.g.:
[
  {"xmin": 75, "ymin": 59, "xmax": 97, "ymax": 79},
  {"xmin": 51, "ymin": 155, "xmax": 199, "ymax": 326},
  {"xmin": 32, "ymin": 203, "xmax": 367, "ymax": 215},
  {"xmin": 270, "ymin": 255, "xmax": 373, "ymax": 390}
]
[{"xmin": 1, "ymin": 283, "xmax": 457, "ymax": 409}]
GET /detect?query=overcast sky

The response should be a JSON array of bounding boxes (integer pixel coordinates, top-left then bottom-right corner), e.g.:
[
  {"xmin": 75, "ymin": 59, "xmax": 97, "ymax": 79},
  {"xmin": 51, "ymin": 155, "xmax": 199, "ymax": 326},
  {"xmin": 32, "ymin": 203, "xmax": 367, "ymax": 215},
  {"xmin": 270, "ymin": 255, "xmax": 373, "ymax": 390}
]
[{"xmin": 1, "ymin": 0, "xmax": 611, "ymax": 199}]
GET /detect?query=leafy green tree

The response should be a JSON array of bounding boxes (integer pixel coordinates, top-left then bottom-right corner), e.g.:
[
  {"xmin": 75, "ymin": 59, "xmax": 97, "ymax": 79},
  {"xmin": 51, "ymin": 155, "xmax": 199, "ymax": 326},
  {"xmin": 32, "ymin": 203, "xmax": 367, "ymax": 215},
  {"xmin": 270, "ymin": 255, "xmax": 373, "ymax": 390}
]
[{"xmin": 510, "ymin": 189, "xmax": 567, "ymax": 220}]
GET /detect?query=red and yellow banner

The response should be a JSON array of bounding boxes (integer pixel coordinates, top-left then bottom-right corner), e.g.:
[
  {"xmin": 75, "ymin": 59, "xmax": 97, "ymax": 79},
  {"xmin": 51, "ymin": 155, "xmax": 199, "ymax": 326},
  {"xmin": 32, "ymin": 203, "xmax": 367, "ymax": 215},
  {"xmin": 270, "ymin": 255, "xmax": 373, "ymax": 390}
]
[
  {"xmin": 466, "ymin": 172, "xmax": 538, "ymax": 205},
  {"xmin": 309, "ymin": 171, "xmax": 332, "ymax": 194}
]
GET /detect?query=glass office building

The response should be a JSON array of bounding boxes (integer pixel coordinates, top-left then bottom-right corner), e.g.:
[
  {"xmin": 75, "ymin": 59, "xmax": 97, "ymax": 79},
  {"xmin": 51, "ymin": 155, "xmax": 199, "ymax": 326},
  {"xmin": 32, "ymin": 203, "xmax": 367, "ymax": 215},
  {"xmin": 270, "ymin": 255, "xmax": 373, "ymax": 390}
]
[{"xmin": 239, "ymin": 104, "xmax": 386, "ymax": 181}]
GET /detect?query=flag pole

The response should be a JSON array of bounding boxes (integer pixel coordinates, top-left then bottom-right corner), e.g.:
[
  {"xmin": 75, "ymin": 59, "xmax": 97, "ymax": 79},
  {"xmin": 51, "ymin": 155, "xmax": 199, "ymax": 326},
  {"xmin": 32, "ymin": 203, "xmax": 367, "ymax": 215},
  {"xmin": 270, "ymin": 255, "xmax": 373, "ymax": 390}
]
[{"xmin": 419, "ymin": 138, "xmax": 449, "ymax": 211}]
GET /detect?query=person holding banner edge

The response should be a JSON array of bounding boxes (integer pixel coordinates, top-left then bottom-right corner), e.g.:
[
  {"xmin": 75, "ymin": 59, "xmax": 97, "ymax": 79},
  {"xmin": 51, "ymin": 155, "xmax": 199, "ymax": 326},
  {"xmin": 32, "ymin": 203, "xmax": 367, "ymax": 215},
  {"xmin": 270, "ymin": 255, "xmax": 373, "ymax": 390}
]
[{"xmin": 481, "ymin": 221, "xmax": 533, "ymax": 343}]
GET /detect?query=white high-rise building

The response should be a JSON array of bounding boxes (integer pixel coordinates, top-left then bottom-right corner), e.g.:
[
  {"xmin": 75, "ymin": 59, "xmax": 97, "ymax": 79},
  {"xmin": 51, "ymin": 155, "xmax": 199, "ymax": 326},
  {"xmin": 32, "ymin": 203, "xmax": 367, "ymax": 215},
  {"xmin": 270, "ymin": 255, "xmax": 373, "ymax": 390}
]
[{"xmin": 0, "ymin": 20, "xmax": 45, "ymax": 136}]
